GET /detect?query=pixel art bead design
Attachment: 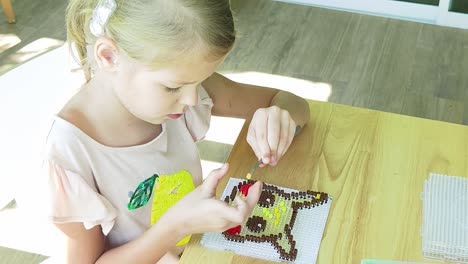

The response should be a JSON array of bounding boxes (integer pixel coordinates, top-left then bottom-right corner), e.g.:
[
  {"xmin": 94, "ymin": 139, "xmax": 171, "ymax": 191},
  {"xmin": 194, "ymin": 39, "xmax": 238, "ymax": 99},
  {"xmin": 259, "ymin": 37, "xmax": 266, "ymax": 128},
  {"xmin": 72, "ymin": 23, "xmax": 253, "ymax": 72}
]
[{"xmin": 201, "ymin": 178, "xmax": 332, "ymax": 264}]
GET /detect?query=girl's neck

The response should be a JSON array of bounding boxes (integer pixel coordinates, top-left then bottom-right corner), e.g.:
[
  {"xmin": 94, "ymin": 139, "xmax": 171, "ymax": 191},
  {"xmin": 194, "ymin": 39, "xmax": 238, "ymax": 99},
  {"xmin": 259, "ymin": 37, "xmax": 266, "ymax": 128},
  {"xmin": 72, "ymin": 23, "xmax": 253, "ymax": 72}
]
[{"xmin": 60, "ymin": 77, "xmax": 162, "ymax": 148}]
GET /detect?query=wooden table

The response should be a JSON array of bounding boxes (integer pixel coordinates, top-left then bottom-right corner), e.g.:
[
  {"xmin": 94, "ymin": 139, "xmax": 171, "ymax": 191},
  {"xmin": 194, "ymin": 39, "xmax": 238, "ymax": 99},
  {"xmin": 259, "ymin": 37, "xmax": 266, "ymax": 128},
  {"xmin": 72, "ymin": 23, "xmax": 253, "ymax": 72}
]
[{"xmin": 180, "ymin": 100, "xmax": 467, "ymax": 264}]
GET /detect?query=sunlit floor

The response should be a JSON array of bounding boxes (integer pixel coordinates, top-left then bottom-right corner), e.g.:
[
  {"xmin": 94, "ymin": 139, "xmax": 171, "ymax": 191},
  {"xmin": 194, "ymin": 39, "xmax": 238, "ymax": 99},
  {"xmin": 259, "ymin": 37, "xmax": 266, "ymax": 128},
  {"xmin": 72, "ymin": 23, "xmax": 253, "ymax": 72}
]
[
  {"xmin": 0, "ymin": 40, "xmax": 332, "ymax": 261},
  {"xmin": 0, "ymin": 36, "xmax": 63, "ymax": 75}
]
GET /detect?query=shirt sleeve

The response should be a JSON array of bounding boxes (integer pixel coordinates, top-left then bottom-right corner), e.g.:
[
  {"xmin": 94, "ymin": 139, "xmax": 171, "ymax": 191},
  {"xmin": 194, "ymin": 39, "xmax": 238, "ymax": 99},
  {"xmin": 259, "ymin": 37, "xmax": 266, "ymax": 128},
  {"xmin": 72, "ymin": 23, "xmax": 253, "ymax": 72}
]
[
  {"xmin": 45, "ymin": 161, "xmax": 117, "ymax": 235},
  {"xmin": 183, "ymin": 85, "xmax": 214, "ymax": 142}
]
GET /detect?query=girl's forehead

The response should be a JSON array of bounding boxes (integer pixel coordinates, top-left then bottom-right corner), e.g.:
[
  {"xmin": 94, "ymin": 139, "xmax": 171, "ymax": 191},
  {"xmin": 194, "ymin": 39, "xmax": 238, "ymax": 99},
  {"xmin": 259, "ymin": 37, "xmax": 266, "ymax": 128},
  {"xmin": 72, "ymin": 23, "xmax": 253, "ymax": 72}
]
[{"xmin": 142, "ymin": 53, "xmax": 226, "ymax": 83}]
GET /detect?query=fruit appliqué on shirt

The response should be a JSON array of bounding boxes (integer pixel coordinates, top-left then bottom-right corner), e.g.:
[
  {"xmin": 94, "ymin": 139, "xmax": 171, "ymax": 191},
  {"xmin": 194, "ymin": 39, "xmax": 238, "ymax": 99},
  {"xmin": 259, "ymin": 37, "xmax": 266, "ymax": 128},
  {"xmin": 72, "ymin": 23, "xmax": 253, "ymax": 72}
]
[{"xmin": 128, "ymin": 170, "xmax": 195, "ymax": 246}]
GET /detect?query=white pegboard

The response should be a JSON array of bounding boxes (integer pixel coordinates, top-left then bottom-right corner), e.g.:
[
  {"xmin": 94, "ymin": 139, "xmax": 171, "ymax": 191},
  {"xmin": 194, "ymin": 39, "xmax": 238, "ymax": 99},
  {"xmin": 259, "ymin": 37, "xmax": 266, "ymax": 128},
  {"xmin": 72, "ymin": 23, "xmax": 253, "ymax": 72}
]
[
  {"xmin": 421, "ymin": 173, "xmax": 468, "ymax": 263},
  {"xmin": 201, "ymin": 178, "xmax": 332, "ymax": 264}
]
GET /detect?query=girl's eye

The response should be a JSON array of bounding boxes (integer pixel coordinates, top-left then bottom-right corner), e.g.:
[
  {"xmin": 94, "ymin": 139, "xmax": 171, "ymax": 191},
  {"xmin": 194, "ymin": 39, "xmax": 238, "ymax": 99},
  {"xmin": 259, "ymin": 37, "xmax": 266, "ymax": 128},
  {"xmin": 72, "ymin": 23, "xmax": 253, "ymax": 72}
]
[{"xmin": 165, "ymin": 86, "xmax": 182, "ymax": 93}]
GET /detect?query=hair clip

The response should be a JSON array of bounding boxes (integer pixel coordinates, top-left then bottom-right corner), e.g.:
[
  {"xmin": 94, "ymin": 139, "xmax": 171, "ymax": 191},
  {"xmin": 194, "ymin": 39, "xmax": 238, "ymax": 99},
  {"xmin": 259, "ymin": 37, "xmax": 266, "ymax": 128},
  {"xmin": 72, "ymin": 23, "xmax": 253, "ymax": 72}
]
[{"xmin": 89, "ymin": 0, "xmax": 117, "ymax": 37}]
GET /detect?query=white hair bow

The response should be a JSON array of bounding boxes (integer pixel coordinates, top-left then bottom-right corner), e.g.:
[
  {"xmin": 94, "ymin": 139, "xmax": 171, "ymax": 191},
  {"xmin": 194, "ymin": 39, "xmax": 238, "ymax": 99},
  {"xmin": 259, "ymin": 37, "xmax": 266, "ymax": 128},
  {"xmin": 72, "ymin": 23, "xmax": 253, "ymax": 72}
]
[{"xmin": 90, "ymin": 0, "xmax": 117, "ymax": 37}]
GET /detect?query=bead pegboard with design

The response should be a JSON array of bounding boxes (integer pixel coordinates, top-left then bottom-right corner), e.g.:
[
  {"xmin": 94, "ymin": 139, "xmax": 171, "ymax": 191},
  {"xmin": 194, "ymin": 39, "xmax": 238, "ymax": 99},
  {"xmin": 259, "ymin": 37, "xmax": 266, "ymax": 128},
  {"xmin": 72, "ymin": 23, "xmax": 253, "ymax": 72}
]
[{"xmin": 201, "ymin": 178, "xmax": 332, "ymax": 264}]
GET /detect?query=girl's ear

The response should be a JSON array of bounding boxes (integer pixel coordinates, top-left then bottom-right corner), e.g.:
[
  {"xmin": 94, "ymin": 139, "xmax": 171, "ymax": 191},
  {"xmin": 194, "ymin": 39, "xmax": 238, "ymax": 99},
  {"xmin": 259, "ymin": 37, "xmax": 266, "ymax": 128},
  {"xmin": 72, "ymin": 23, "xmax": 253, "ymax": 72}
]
[{"xmin": 94, "ymin": 37, "xmax": 119, "ymax": 71}]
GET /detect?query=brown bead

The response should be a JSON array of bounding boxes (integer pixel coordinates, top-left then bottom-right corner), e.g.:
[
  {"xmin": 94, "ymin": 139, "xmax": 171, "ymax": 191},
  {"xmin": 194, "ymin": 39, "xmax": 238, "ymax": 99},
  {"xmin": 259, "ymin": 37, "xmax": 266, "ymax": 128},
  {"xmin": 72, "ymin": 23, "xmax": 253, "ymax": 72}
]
[{"xmin": 230, "ymin": 187, "xmax": 237, "ymax": 200}]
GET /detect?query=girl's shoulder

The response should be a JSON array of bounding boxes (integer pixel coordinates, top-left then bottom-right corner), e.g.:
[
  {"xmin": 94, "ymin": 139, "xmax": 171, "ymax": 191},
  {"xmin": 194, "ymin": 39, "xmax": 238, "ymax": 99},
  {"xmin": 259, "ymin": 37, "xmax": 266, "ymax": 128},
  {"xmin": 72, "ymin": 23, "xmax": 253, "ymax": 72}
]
[
  {"xmin": 45, "ymin": 113, "xmax": 93, "ymax": 160},
  {"xmin": 43, "ymin": 114, "xmax": 96, "ymax": 178}
]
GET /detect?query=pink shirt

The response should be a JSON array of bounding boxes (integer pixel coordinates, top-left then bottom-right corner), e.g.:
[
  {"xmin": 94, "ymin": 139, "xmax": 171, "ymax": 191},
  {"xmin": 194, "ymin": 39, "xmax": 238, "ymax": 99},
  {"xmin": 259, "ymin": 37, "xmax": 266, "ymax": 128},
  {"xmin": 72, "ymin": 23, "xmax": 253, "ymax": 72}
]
[{"xmin": 44, "ymin": 87, "xmax": 213, "ymax": 249}]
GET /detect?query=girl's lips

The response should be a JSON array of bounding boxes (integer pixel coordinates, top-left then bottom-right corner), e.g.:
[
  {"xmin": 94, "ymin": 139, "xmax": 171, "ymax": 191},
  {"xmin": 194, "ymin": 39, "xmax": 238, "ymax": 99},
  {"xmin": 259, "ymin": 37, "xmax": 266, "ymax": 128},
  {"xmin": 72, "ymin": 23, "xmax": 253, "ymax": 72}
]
[{"xmin": 167, "ymin": 113, "xmax": 183, "ymax": 119}]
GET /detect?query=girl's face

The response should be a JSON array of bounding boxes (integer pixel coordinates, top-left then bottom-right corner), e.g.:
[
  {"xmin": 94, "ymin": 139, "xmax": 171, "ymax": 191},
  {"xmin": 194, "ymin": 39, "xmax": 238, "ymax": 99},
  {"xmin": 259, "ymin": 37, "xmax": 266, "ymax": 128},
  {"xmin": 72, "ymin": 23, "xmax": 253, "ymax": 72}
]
[{"xmin": 112, "ymin": 51, "xmax": 225, "ymax": 124}]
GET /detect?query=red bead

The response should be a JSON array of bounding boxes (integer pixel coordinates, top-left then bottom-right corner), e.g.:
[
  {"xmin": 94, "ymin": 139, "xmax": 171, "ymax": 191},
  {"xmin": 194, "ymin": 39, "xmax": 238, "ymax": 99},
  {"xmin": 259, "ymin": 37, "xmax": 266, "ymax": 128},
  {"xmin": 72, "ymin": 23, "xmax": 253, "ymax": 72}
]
[
  {"xmin": 225, "ymin": 225, "xmax": 241, "ymax": 235},
  {"xmin": 240, "ymin": 183, "xmax": 252, "ymax": 196}
]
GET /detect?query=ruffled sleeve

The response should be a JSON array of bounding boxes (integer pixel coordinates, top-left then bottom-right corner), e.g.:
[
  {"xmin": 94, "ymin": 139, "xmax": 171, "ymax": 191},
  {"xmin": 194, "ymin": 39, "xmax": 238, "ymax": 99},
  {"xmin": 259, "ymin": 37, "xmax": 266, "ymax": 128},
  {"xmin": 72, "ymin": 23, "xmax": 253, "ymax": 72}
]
[
  {"xmin": 183, "ymin": 86, "xmax": 214, "ymax": 142},
  {"xmin": 46, "ymin": 161, "xmax": 117, "ymax": 235}
]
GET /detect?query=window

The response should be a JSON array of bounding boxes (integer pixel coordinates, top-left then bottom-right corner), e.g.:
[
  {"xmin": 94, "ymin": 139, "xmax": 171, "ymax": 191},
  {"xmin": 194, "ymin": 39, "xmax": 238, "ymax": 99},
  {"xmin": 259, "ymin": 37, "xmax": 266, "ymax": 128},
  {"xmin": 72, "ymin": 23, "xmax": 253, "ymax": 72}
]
[
  {"xmin": 394, "ymin": 0, "xmax": 439, "ymax": 5},
  {"xmin": 450, "ymin": 0, "xmax": 468, "ymax": 14}
]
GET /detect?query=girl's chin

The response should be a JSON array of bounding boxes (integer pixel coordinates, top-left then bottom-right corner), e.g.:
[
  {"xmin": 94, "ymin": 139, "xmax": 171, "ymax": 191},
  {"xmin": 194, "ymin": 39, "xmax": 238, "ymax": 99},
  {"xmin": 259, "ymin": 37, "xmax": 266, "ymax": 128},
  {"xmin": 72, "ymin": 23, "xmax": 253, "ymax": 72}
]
[{"xmin": 142, "ymin": 117, "xmax": 165, "ymax": 125}]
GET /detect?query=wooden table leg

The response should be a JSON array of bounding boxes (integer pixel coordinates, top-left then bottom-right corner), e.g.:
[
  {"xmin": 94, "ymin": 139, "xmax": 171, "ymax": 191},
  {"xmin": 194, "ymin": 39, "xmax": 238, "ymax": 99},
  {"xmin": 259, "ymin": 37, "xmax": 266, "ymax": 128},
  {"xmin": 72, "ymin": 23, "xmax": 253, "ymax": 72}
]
[{"xmin": 1, "ymin": 0, "xmax": 16, "ymax": 23}]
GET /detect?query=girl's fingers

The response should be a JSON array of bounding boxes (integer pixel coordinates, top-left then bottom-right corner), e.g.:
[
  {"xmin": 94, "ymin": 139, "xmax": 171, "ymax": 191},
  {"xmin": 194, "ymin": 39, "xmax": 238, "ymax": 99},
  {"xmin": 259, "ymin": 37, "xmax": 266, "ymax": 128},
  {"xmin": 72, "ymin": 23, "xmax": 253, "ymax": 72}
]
[
  {"xmin": 247, "ymin": 125, "xmax": 263, "ymax": 161},
  {"xmin": 234, "ymin": 181, "xmax": 262, "ymax": 218},
  {"xmin": 249, "ymin": 107, "xmax": 298, "ymax": 167},
  {"xmin": 266, "ymin": 107, "xmax": 281, "ymax": 164},
  {"xmin": 220, "ymin": 197, "xmax": 248, "ymax": 224},
  {"xmin": 277, "ymin": 112, "xmax": 297, "ymax": 163},
  {"xmin": 244, "ymin": 181, "xmax": 263, "ymax": 207},
  {"xmin": 254, "ymin": 111, "xmax": 271, "ymax": 164},
  {"xmin": 273, "ymin": 111, "xmax": 289, "ymax": 165},
  {"xmin": 221, "ymin": 181, "xmax": 263, "ymax": 224},
  {"xmin": 288, "ymin": 120, "xmax": 297, "ymax": 148},
  {"xmin": 202, "ymin": 163, "xmax": 229, "ymax": 197}
]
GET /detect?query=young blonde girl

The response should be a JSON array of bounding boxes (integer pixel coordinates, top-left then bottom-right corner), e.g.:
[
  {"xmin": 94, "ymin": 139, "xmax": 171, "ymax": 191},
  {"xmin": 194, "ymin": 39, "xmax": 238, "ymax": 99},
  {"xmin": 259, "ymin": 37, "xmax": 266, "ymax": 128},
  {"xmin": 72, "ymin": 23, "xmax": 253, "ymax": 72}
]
[{"xmin": 44, "ymin": 0, "xmax": 310, "ymax": 263}]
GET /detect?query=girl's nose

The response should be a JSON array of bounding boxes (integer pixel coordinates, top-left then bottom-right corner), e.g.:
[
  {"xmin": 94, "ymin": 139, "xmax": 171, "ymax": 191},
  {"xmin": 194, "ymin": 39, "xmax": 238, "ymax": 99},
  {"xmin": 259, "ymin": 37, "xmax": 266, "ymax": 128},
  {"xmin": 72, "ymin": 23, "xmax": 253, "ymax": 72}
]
[{"xmin": 179, "ymin": 85, "xmax": 199, "ymax": 106}]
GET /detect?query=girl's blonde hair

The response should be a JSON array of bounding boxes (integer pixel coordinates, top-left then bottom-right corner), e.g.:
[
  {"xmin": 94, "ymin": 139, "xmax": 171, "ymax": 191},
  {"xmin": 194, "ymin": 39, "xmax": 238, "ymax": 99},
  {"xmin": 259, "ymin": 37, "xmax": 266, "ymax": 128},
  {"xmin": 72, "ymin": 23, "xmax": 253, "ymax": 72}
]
[{"xmin": 66, "ymin": 0, "xmax": 236, "ymax": 81}]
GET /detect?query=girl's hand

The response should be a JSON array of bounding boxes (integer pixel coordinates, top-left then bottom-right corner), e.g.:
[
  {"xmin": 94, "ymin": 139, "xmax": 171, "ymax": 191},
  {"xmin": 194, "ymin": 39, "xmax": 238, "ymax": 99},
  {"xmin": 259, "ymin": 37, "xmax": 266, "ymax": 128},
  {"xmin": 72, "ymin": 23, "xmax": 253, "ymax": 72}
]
[
  {"xmin": 247, "ymin": 106, "xmax": 297, "ymax": 167},
  {"xmin": 166, "ymin": 164, "xmax": 262, "ymax": 236}
]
